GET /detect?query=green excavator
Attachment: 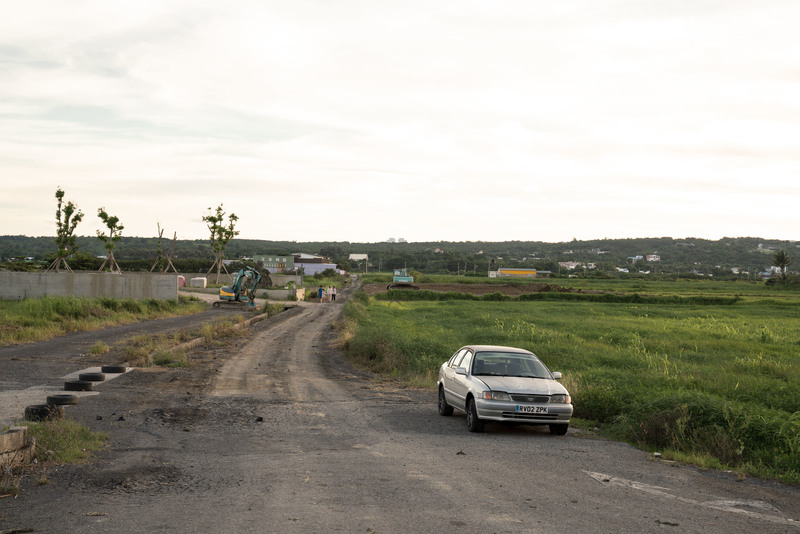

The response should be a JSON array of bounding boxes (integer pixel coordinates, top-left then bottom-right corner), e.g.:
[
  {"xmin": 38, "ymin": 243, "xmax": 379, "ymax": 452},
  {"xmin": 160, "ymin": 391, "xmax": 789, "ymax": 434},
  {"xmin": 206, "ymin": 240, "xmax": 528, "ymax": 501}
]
[{"xmin": 214, "ymin": 266, "xmax": 270, "ymax": 309}]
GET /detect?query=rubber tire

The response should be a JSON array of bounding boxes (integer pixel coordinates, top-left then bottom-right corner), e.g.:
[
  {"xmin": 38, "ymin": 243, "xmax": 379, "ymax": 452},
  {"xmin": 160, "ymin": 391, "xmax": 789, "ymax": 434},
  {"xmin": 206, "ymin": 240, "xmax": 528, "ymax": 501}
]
[
  {"xmin": 79, "ymin": 372, "xmax": 106, "ymax": 382},
  {"xmin": 46, "ymin": 394, "xmax": 78, "ymax": 406},
  {"xmin": 549, "ymin": 423, "xmax": 569, "ymax": 436},
  {"xmin": 24, "ymin": 404, "xmax": 64, "ymax": 421},
  {"xmin": 64, "ymin": 379, "xmax": 93, "ymax": 391},
  {"xmin": 466, "ymin": 398, "xmax": 485, "ymax": 433},
  {"xmin": 438, "ymin": 386, "xmax": 454, "ymax": 416},
  {"xmin": 101, "ymin": 365, "xmax": 127, "ymax": 374}
]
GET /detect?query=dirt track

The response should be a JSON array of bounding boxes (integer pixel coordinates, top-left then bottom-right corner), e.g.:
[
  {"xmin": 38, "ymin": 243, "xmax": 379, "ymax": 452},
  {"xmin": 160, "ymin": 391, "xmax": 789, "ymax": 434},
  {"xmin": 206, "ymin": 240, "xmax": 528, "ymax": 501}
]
[{"xmin": 2, "ymin": 283, "xmax": 799, "ymax": 533}]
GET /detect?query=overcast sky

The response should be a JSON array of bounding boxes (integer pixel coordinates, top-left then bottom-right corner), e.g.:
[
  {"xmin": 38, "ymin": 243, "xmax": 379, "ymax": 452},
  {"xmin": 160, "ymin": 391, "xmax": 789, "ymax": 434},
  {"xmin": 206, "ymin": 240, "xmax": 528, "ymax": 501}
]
[{"xmin": 1, "ymin": 1, "xmax": 798, "ymax": 243}]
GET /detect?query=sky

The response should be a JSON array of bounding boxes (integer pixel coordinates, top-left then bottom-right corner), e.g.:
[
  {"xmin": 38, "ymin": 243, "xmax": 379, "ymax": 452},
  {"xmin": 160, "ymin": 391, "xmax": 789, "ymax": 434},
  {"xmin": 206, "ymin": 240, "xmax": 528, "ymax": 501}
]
[{"xmin": 1, "ymin": 1, "xmax": 799, "ymax": 244}]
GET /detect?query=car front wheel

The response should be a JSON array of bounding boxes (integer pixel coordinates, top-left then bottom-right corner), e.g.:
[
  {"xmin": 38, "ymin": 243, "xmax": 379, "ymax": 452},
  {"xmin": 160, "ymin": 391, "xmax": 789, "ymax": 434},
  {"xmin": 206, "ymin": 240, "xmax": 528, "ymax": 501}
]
[
  {"xmin": 549, "ymin": 423, "xmax": 569, "ymax": 435},
  {"xmin": 438, "ymin": 386, "xmax": 453, "ymax": 416},
  {"xmin": 466, "ymin": 398, "xmax": 484, "ymax": 433}
]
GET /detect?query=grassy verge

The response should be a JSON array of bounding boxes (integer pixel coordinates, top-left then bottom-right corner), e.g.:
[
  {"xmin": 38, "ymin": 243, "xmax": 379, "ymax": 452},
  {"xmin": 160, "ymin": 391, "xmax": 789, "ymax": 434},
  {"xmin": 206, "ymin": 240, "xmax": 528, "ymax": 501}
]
[
  {"xmin": 104, "ymin": 302, "xmax": 285, "ymax": 367},
  {"xmin": 1, "ymin": 419, "xmax": 108, "ymax": 497},
  {"xmin": 0, "ymin": 295, "xmax": 207, "ymax": 347},
  {"xmin": 109, "ymin": 314, "xmax": 257, "ymax": 367},
  {"xmin": 338, "ymin": 290, "xmax": 800, "ymax": 484}
]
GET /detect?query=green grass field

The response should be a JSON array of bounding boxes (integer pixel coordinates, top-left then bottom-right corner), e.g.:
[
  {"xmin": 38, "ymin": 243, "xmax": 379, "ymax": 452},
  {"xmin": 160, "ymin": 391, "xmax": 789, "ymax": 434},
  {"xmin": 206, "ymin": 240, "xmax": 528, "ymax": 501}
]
[
  {"xmin": 0, "ymin": 295, "xmax": 207, "ymax": 346},
  {"xmin": 340, "ymin": 282, "xmax": 800, "ymax": 484}
]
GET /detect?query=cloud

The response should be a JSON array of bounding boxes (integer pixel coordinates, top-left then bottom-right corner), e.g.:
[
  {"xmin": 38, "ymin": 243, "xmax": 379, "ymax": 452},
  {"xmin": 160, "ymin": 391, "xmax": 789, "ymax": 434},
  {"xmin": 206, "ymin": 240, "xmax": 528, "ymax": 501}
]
[{"xmin": 1, "ymin": 0, "xmax": 799, "ymax": 243}]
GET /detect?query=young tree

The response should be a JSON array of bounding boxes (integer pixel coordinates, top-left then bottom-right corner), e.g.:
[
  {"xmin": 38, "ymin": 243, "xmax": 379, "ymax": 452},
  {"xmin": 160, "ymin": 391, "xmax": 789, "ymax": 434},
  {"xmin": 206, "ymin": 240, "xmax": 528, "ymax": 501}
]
[
  {"xmin": 46, "ymin": 187, "xmax": 83, "ymax": 273},
  {"xmin": 149, "ymin": 224, "xmax": 179, "ymax": 274},
  {"xmin": 96, "ymin": 207, "xmax": 124, "ymax": 272},
  {"xmin": 772, "ymin": 249, "xmax": 791, "ymax": 283},
  {"xmin": 203, "ymin": 204, "xmax": 239, "ymax": 284}
]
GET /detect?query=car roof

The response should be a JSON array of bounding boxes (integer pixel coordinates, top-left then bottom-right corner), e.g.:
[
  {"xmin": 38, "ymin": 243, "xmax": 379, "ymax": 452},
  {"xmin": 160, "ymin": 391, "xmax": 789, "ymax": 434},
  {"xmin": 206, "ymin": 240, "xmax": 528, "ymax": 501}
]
[{"xmin": 461, "ymin": 345, "xmax": 534, "ymax": 355}]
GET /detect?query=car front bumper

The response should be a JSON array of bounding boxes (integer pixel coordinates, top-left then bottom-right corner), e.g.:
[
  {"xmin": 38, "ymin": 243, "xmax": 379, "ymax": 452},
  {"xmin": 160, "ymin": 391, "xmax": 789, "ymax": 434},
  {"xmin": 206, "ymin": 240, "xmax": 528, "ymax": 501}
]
[{"xmin": 475, "ymin": 398, "xmax": 573, "ymax": 424}]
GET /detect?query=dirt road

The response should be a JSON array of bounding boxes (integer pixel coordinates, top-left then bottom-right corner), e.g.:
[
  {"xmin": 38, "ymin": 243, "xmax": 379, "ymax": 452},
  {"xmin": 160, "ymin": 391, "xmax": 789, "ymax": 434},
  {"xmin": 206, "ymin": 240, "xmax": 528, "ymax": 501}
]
[{"xmin": 2, "ymin": 286, "xmax": 798, "ymax": 533}]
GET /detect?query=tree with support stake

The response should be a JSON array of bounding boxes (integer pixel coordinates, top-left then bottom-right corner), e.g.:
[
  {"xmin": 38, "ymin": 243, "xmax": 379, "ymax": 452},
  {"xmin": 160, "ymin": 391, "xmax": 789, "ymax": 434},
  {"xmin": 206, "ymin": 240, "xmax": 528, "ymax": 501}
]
[
  {"xmin": 203, "ymin": 204, "xmax": 239, "ymax": 284},
  {"xmin": 150, "ymin": 223, "xmax": 178, "ymax": 274},
  {"xmin": 46, "ymin": 188, "xmax": 83, "ymax": 273},
  {"xmin": 96, "ymin": 207, "xmax": 124, "ymax": 273}
]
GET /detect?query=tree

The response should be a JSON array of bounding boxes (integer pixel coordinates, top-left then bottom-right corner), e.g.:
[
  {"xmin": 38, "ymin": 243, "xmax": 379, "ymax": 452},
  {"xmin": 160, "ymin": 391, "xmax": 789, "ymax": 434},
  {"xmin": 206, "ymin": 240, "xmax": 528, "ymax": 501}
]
[
  {"xmin": 772, "ymin": 249, "xmax": 791, "ymax": 283},
  {"xmin": 96, "ymin": 207, "xmax": 124, "ymax": 272},
  {"xmin": 203, "ymin": 204, "xmax": 239, "ymax": 284},
  {"xmin": 46, "ymin": 187, "xmax": 83, "ymax": 272}
]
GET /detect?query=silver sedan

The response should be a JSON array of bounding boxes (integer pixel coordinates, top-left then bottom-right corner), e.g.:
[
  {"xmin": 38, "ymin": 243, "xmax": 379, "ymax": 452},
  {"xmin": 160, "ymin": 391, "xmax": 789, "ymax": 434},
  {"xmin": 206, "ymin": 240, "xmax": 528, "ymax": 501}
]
[{"xmin": 437, "ymin": 345, "xmax": 573, "ymax": 434}]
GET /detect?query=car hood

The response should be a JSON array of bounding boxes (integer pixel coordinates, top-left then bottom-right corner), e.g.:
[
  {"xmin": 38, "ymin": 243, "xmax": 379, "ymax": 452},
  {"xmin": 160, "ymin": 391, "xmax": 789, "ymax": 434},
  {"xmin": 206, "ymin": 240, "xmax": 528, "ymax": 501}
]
[{"xmin": 478, "ymin": 376, "xmax": 568, "ymax": 395}]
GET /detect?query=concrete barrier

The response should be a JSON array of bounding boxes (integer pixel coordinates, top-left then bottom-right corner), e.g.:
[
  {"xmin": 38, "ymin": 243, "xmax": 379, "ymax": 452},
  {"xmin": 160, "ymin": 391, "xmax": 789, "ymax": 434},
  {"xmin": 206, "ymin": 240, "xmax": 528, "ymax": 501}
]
[
  {"xmin": 0, "ymin": 272, "xmax": 179, "ymax": 301},
  {"xmin": 0, "ymin": 426, "xmax": 35, "ymax": 467}
]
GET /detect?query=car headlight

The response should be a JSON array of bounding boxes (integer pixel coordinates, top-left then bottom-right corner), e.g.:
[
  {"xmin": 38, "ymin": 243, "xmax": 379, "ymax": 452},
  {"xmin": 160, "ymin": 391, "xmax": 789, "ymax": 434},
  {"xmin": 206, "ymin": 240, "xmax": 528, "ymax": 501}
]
[
  {"xmin": 550, "ymin": 394, "xmax": 571, "ymax": 404},
  {"xmin": 482, "ymin": 391, "xmax": 511, "ymax": 401}
]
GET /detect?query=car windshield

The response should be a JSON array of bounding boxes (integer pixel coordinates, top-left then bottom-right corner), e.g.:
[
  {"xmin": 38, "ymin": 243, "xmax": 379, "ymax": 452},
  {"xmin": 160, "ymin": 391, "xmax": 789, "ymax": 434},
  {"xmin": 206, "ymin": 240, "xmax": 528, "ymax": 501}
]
[{"xmin": 471, "ymin": 351, "xmax": 550, "ymax": 378}]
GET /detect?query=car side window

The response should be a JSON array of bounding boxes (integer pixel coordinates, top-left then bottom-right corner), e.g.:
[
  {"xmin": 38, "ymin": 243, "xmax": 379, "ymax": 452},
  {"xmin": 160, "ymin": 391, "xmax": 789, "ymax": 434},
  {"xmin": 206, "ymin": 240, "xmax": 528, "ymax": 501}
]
[
  {"xmin": 460, "ymin": 351, "xmax": 474, "ymax": 373},
  {"xmin": 450, "ymin": 349, "xmax": 469, "ymax": 369}
]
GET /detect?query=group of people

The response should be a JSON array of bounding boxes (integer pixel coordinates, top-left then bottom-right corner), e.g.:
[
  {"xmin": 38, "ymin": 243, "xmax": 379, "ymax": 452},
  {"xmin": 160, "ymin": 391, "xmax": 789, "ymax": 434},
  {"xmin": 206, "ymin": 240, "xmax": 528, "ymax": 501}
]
[{"xmin": 317, "ymin": 285, "xmax": 337, "ymax": 303}]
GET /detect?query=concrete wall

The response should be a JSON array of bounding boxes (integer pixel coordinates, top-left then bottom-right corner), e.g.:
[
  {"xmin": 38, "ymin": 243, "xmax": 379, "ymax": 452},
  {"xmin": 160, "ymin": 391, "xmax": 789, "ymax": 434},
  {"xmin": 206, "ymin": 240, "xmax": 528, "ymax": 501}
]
[
  {"xmin": 0, "ymin": 272, "xmax": 179, "ymax": 301},
  {"xmin": 178, "ymin": 273, "xmax": 304, "ymax": 288}
]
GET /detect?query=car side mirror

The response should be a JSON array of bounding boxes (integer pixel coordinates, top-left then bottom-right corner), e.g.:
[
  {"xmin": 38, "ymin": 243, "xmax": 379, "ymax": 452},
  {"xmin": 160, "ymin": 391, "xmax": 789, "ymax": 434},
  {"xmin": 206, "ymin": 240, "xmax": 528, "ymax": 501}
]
[
  {"xmin": 552, "ymin": 371, "xmax": 562, "ymax": 380},
  {"xmin": 455, "ymin": 367, "xmax": 467, "ymax": 376}
]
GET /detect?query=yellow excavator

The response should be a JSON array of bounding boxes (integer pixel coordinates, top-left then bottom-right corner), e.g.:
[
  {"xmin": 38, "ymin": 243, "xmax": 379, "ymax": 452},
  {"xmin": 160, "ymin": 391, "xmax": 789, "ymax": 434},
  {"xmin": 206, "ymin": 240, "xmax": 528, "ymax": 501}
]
[{"xmin": 214, "ymin": 266, "xmax": 270, "ymax": 309}]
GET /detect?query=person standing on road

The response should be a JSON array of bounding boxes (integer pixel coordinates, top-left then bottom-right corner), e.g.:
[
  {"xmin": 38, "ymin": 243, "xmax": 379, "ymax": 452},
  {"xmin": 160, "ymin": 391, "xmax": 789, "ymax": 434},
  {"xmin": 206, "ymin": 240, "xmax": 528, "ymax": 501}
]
[
  {"xmin": 318, "ymin": 286, "xmax": 324, "ymax": 303},
  {"xmin": 331, "ymin": 286, "xmax": 337, "ymax": 302}
]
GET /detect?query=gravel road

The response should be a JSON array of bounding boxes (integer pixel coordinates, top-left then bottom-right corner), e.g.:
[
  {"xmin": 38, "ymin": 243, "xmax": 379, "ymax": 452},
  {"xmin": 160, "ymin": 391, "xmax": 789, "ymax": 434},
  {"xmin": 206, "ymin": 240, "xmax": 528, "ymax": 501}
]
[{"xmin": 1, "ymin": 284, "xmax": 798, "ymax": 533}]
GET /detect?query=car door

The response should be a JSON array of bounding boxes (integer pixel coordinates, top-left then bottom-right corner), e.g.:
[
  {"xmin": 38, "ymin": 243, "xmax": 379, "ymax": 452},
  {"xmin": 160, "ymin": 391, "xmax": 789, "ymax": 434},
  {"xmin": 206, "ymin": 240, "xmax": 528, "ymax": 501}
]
[
  {"xmin": 442, "ymin": 348, "xmax": 469, "ymax": 405},
  {"xmin": 449, "ymin": 349, "xmax": 474, "ymax": 408}
]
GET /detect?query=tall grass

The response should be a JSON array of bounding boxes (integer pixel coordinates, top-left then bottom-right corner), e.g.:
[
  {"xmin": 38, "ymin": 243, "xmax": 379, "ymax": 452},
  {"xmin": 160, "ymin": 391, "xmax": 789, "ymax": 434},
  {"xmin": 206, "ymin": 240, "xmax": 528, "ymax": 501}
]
[
  {"xmin": 339, "ymin": 292, "xmax": 800, "ymax": 483},
  {"xmin": 0, "ymin": 296, "xmax": 207, "ymax": 346}
]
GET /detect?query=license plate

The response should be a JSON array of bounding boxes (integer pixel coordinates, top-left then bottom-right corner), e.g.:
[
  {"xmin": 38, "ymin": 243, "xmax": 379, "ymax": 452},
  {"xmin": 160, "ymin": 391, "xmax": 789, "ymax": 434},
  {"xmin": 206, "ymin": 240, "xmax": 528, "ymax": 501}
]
[{"xmin": 516, "ymin": 405, "xmax": 548, "ymax": 414}]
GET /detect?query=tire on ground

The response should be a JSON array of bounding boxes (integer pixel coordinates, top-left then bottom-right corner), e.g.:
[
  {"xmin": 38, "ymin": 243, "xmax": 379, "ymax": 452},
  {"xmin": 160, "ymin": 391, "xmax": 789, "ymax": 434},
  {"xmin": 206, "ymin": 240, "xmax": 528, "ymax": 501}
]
[
  {"xmin": 466, "ymin": 397, "xmax": 485, "ymax": 433},
  {"xmin": 46, "ymin": 394, "xmax": 79, "ymax": 406},
  {"xmin": 25, "ymin": 404, "xmax": 65, "ymax": 421},
  {"xmin": 101, "ymin": 365, "xmax": 127, "ymax": 374},
  {"xmin": 78, "ymin": 372, "xmax": 106, "ymax": 382},
  {"xmin": 65, "ymin": 379, "xmax": 93, "ymax": 391},
  {"xmin": 438, "ymin": 386, "xmax": 454, "ymax": 416}
]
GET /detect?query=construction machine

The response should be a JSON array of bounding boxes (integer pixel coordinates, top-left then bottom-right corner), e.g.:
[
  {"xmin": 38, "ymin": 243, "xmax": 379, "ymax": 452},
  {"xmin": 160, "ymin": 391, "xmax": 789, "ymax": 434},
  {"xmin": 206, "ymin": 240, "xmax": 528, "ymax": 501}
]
[
  {"xmin": 214, "ymin": 266, "xmax": 267, "ymax": 309},
  {"xmin": 387, "ymin": 268, "xmax": 419, "ymax": 290}
]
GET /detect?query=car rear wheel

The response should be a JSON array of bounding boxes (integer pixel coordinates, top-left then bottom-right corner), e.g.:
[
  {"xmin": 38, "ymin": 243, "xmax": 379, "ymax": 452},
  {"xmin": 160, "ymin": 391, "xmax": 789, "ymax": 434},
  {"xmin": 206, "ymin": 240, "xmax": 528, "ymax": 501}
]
[
  {"xmin": 438, "ymin": 386, "xmax": 453, "ymax": 416},
  {"xmin": 466, "ymin": 398, "xmax": 484, "ymax": 433},
  {"xmin": 549, "ymin": 423, "xmax": 569, "ymax": 435}
]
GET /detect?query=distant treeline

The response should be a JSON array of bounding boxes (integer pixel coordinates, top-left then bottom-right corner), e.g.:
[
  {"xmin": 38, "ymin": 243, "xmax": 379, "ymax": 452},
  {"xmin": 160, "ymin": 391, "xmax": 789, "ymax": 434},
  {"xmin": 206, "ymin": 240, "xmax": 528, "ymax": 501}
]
[{"xmin": 0, "ymin": 235, "xmax": 797, "ymax": 277}]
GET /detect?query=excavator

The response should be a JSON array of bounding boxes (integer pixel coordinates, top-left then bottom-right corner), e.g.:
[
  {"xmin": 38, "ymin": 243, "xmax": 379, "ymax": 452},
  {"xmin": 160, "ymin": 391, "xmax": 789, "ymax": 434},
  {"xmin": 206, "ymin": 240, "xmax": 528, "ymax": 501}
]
[
  {"xmin": 213, "ymin": 266, "xmax": 270, "ymax": 309},
  {"xmin": 386, "ymin": 267, "xmax": 419, "ymax": 290}
]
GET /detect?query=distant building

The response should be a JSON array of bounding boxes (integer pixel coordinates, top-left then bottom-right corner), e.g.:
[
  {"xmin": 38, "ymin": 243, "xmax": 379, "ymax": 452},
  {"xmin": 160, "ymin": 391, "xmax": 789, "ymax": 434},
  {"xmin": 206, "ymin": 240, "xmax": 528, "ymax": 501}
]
[
  {"xmin": 559, "ymin": 261, "xmax": 582, "ymax": 270},
  {"xmin": 293, "ymin": 253, "xmax": 336, "ymax": 275},
  {"xmin": 559, "ymin": 261, "xmax": 595, "ymax": 270},
  {"xmin": 254, "ymin": 255, "xmax": 294, "ymax": 273},
  {"xmin": 646, "ymin": 254, "xmax": 661, "ymax": 262},
  {"xmin": 349, "ymin": 254, "xmax": 369, "ymax": 262}
]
